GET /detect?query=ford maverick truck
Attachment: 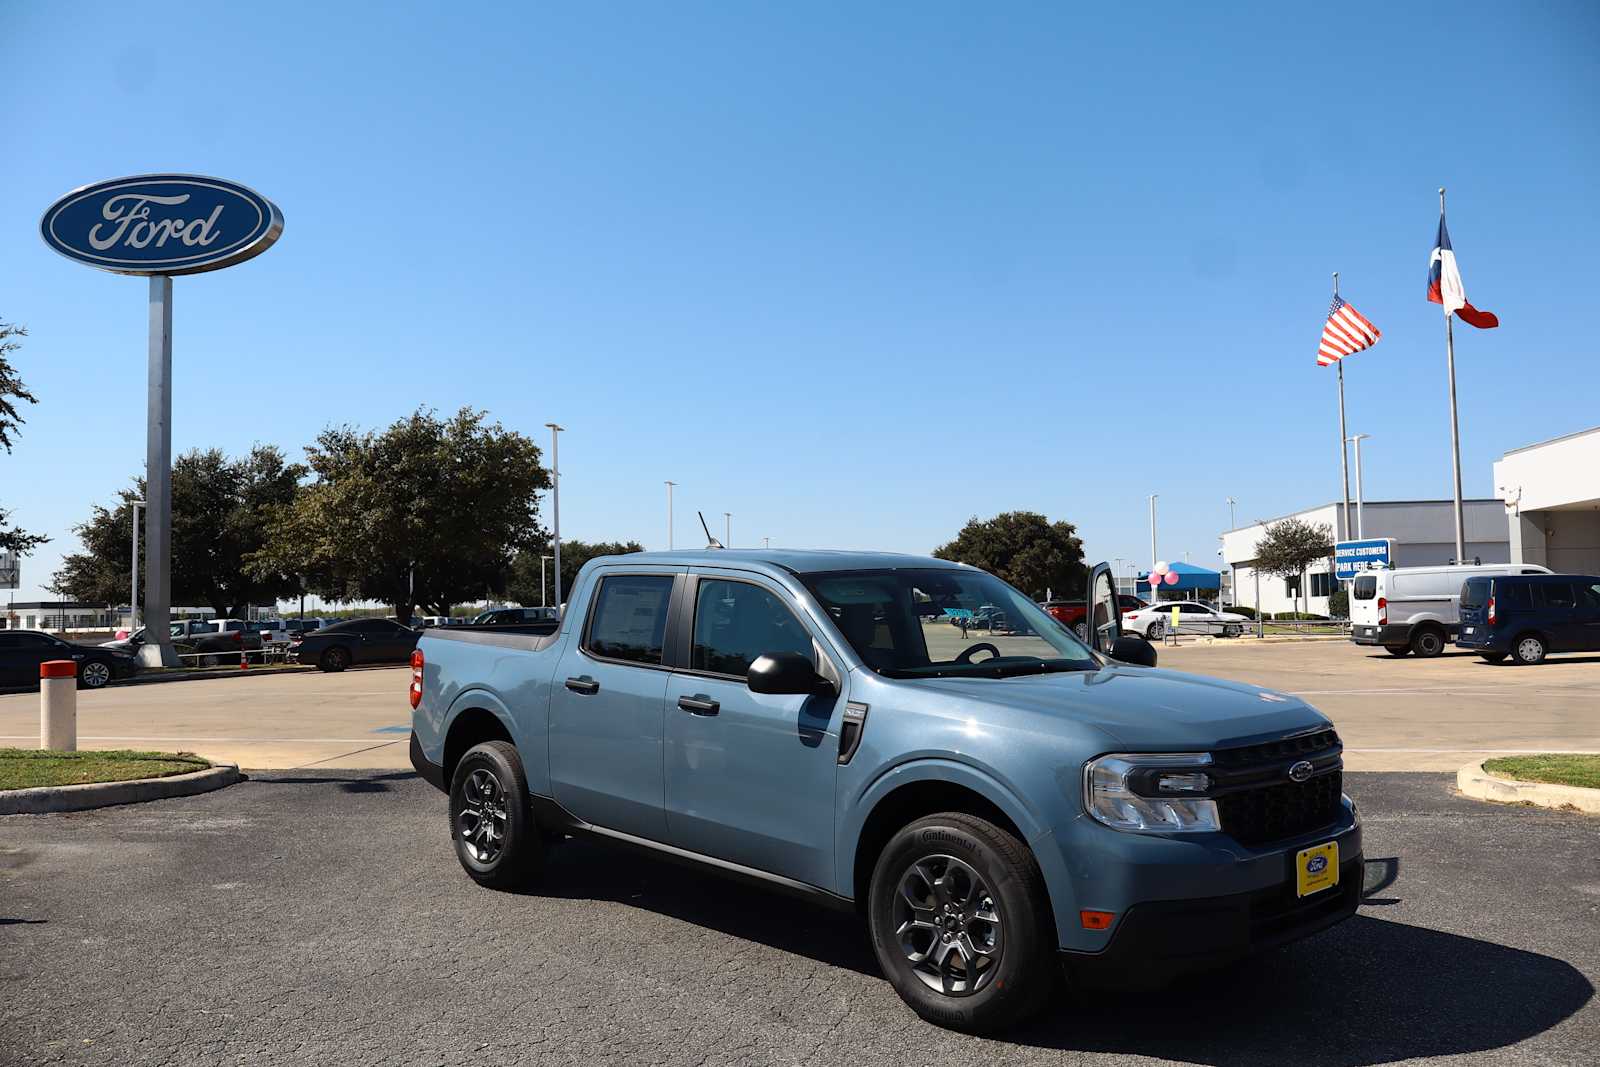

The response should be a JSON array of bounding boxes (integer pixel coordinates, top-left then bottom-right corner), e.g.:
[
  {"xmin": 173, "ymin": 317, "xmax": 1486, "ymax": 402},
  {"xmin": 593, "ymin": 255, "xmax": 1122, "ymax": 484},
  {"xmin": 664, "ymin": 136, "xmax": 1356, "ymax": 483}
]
[{"xmin": 409, "ymin": 550, "xmax": 1360, "ymax": 1033}]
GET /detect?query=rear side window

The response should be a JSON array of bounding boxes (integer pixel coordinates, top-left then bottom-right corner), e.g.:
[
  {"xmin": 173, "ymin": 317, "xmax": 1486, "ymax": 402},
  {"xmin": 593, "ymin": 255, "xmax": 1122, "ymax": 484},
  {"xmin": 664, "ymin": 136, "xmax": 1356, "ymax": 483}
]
[
  {"xmin": 1459, "ymin": 579, "xmax": 1488, "ymax": 610},
  {"xmin": 1536, "ymin": 583, "xmax": 1577, "ymax": 610},
  {"xmin": 1499, "ymin": 582, "xmax": 1533, "ymax": 611},
  {"xmin": 1352, "ymin": 575, "xmax": 1377, "ymax": 601},
  {"xmin": 691, "ymin": 579, "xmax": 813, "ymax": 678},
  {"xmin": 584, "ymin": 575, "xmax": 674, "ymax": 665}
]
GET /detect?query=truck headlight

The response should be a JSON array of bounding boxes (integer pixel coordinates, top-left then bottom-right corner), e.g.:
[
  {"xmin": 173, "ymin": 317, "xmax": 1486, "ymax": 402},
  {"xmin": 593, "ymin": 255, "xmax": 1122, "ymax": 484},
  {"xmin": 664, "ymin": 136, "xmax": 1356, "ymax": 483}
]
[{"xmin": 1084, "ymin": 753, "xmax": 1220, "ymax": 833}]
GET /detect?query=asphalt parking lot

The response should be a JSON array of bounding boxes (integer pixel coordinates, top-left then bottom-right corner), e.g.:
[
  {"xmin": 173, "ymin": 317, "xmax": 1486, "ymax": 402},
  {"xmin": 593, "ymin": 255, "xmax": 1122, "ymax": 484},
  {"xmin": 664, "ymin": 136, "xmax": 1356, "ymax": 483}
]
[
  {"xmin": 3, "ymin": 637, "xmax": 1594, "ymax": 772},
  {"xmin": 1, "ymin": 771, "xmax": 1594, "ymax": 1066}
]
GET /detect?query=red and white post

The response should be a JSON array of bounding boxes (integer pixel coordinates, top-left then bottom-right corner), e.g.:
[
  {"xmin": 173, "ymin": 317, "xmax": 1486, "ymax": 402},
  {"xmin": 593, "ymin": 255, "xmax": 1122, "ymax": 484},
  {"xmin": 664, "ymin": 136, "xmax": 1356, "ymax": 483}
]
[{"xmin": 40, "ymin": 660, "xmax": 77, "ymax": 751}]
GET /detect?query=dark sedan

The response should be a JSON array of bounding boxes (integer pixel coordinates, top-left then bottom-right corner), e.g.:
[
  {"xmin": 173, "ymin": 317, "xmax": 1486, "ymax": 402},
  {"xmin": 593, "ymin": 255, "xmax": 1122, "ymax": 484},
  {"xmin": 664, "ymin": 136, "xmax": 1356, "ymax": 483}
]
[
  {"xmin": 291, "ymin": 618, "xmax": 420, "ymax": 672},
  {"xmin": 0, "ymin": 630, "xmax": 141, "ymax": 689}
]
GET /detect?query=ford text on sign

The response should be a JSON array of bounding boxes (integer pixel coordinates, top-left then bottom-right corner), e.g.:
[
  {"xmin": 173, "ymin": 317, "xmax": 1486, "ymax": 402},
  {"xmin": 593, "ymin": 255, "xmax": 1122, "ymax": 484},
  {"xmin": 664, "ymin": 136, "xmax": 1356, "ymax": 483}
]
[
  {"xmin": 1333, "ymin": 538, "xmax": 1394, "ymax": 581},
  {"xmin": 40, "ymin": 175, "xmax": 283, "ymax": 276}
]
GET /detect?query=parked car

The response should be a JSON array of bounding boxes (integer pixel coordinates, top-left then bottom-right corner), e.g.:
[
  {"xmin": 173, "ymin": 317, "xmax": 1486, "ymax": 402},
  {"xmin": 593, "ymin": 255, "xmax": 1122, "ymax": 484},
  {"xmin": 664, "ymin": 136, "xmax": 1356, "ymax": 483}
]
[
  {"xmin": 104, "ymin": 622, "xmax": 260, "ymax": 666},
  {"xmin": 1456, "ymin": 573, "xmax": 1600, "ymax": 665},
  {"xmin": 280, "ymin": 618, "xmax": 330, "ymax": 636},
  {"xmin": 410, "ymin": 549, "xmax": 1356, "ymax": 1034},
  {"xmin": 1122, "ymin": 601, "xmax": 1249, "ymax": 640},
  {"xmin": 1044, "ymin": 595, "xmax": 1148, "ymax": 640},
  {"xmin": 292, "ymin": 617, "xmax": 421, "ymax": 672},
  {"xmin": 1349, "ymin": 562, "xmax": 1550, "ymax": 657},
  {"xmin": 0, "ymin": 629, "xmax": 140, "ymax": 689},
  {"xmin": 471, "ymin": 606, "xmax": 558, "ymax": 626}
]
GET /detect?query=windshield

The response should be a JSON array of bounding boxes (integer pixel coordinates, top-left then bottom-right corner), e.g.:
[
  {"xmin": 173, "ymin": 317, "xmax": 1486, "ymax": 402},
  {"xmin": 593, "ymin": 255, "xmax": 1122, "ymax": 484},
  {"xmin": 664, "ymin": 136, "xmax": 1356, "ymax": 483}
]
[
  {"xmin": 1460, "ymin": 578, "xmax": 1489, "ymax": 610},
  {"xmin": 799, "ymin": 567, "xmax": 1098, "ymax": 679}
]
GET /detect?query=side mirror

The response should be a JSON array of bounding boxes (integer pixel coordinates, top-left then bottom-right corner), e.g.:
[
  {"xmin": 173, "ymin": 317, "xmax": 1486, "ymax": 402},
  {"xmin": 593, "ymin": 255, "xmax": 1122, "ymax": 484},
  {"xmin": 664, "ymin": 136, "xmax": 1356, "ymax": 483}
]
[
  {"xmin": 748, "ymin": 652, "xmax": 831, "ymax": 695},
  {"xmin": 1110, "ymin": 635, "xmax": 1157, "ymax": 667}
]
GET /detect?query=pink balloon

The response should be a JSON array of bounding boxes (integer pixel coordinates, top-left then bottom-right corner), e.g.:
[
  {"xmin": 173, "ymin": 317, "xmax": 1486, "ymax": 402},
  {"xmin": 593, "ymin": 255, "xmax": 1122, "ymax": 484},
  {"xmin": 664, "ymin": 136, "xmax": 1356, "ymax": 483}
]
[{"xmin": 1165, "ymin": 571, "xmax": 1180, "ymax": 585}]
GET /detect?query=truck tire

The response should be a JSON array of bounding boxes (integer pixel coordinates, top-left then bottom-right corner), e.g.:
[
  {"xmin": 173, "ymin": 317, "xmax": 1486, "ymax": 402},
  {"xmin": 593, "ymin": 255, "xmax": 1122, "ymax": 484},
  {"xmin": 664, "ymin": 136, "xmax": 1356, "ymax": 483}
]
[
  {"xmin": 1384, "ymin": 645, "xmax": 1410, "ymax": 657},
  {"xmin": 449, "ymin": 740, "xmax": 541, "ymax": 890},
  {"xmin": 867, "ymin": 812, "xmax": 1055, "ymax": 1034},
  {"xmin": 1410, "ymin": 626, "xmax": 1446, "ymax": 658},
  {"xmin": 319, "ymin": 646, "xmax": 350, "ymax": 672},
  {"xmin": 1512, "ymin": 633, "xmax": 1547, "ymax": 666}
]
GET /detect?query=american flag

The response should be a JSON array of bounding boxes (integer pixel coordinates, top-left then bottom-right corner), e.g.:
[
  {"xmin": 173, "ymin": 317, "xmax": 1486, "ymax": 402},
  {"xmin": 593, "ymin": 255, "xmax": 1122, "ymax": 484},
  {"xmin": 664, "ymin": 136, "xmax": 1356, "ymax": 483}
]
[{"xmin": 1317, "ymin": 295, "xmax": 1381, "ymax": 366}]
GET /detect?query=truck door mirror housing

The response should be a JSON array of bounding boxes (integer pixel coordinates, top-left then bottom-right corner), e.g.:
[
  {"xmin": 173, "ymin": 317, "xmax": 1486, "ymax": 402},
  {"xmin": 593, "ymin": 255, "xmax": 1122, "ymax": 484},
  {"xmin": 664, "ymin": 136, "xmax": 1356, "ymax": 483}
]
[
  {"xmin": 1110, "ymin": 635, "xmax": 1157, "ymax": 667},
  {"xmin": 748, "ymin": 652, "xmax": 831, "ymax": 695}
]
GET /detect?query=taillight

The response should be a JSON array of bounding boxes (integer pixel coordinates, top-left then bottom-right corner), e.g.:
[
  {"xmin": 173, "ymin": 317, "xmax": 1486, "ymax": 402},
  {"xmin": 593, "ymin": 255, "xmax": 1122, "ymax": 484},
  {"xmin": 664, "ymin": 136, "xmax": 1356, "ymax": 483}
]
[
  {"xmin": 1487, "ymin": 596, "xmax": 1496, "ymax": 625},
  {"xmin": 1377, "ymin": 597, "xmax": 1387, "ymax": 626},
  {"xmin": 409, "ymin": 649, "xmax": 424, "ymax": 709}
]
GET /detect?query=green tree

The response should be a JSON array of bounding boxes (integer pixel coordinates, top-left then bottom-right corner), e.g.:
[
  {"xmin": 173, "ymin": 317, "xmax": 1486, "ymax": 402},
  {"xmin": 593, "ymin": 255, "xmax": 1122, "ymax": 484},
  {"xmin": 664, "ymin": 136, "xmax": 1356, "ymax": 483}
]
[
  {"xmin": 933, "ymin": 511, "xmax": 1085, "ymax": 600},
  {"xmin": 50, "ymin": 446, "xmax": 305, "ymax": 618},
  {"xmin": 254, "ymin": 408, "xmax": 549, "ymax": 622},
  {"xmin": 1, "ymin": 318, "xmax": 46, "ymax": 555},
  {"xmin": 506, "ymin": 540, "xmax": 644, "ymax": 606},
  {"xmin": 1253, "ymin": 518, "xmax": 1334, "ymax": 617}
]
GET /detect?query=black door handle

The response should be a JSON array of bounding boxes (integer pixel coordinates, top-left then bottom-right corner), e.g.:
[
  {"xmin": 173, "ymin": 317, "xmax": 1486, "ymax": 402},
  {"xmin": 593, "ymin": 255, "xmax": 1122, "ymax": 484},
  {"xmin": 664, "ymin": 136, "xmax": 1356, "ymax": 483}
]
[
  {"xmin": 564, "ymin": 676, "xmax": 600, "ymax": 695},
  {"xmin": 677, "ymin": 695, "xmax": 720, "ymax": 716}
]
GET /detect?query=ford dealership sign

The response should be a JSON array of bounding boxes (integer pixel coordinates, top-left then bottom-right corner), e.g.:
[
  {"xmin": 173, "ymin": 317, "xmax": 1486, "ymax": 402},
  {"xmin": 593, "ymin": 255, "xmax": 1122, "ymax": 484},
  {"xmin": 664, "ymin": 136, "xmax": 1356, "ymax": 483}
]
[{"xmin": 40, "ymin": 174, "xmax": 283, "ymax": 276}]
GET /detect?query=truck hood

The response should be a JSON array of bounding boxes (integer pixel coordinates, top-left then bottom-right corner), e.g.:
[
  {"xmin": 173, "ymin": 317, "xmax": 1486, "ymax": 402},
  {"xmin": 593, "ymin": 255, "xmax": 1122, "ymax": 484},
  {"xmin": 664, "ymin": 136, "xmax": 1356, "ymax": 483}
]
[{"xmin": 899, "ymin": 665, "xmax": 1330, "ymax": 750}]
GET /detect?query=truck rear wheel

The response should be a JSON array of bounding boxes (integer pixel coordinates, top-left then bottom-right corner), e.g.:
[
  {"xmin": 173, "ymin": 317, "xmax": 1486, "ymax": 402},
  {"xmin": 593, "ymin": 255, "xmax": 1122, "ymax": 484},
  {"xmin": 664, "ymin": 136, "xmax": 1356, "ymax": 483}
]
[
  {"xmin": 1410, "ymin": 627, "xmax": 1446, "ymax": 658},
  {"xmin": 867, "ymin": 812, "xmax": 1055, "ymax": 1034},
  {"xmin": 449, "ymin": 740, "xmax": 541, "ymax": 890}
]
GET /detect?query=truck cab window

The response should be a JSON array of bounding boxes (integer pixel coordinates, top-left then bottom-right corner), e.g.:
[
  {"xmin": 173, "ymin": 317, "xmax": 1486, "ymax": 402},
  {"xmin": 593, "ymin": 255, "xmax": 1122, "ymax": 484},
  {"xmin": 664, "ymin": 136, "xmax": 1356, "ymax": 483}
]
[
  {"xmin": 584, "ymin": 575, "xmax": 674, "ymax": 665},
  {"xmin": 691, "ymin": 579, "xmax": 812, "ymax": 677}
]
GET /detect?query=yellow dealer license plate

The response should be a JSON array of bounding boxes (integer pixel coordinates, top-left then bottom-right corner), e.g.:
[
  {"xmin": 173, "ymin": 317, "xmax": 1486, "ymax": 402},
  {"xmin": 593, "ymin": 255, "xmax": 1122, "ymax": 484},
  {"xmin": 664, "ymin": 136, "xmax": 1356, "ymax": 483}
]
[{"xmin": 1295, "ymin": 841, "xmax": 1339, "ymax": 898}]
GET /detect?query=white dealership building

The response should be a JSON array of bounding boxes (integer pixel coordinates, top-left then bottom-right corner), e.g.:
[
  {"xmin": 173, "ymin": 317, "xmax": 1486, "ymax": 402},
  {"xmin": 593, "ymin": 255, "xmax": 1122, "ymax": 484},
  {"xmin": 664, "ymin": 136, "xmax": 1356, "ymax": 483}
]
[
  {"xmin": 1220, "ymin": 499, "xmax": 1509, "ymax": 617},
  {"xmin": 1493, "ymin": 426, "xmax": 1600, "ymax": 573},
  {"xmin": 1220, "ymin": 424, "xmax": 1600, "ymax": 617}
]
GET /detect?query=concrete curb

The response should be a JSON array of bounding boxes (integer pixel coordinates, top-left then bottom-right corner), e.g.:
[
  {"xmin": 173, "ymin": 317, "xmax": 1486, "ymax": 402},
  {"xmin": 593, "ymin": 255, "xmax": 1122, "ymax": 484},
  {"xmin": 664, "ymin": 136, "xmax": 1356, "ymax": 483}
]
[
  {"xmin": 1456, "ymin": 759, "xmax": 1600, "ymax": 815},
  {"xmin": 0, "ymin": 763, "xmax": 244, "ymax": 815}
]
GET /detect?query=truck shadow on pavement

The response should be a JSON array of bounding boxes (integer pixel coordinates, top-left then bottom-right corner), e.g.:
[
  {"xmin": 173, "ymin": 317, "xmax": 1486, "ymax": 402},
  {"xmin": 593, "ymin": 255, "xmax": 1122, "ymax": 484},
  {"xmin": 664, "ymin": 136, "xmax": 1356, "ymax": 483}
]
[{"xmin": 540, "ymin": 839, "xmax": 1592, "ymax": 1064}]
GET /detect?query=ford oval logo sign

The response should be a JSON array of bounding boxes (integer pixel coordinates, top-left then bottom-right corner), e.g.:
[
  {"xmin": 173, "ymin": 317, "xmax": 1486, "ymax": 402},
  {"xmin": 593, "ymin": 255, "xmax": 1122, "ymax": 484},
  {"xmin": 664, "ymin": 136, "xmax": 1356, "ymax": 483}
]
[
  {"xmin": 41, "ymin": 174, "xmax": 283, "ymax": 276},
  {"xmin": 1305, "ymin": 854, "xmax": 1328, "ymax": 874},
  {"xmin": 1288, "ymin": 760, "xmax": 1314, "ymax": 783}
]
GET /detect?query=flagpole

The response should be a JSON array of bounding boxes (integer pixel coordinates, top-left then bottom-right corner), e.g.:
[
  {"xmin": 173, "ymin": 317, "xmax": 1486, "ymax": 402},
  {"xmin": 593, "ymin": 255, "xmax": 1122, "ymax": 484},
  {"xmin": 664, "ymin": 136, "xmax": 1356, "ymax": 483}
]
[
  {"xmin": 1441, "ymin": 187, "xmax": 1467, "ymax": 563},
  {"xmin": 1333, "ymin": 271, "xmax": 1351, "ymax": 542}
]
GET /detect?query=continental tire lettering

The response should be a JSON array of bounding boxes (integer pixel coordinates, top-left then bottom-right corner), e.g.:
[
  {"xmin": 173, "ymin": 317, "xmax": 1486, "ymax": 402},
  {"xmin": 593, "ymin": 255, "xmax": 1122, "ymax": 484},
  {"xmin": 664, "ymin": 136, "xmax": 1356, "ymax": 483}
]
[{"xmin": 919, "ymin": 829, "xmax": 974, "ymax": 850}]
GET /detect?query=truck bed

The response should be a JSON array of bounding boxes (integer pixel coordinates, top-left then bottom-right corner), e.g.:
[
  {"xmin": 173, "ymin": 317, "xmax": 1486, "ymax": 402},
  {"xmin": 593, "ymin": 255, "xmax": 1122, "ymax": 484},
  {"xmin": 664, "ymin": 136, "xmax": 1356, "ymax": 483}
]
[{"xmin": 422, "ymin": 620, "xmax": 561, "ymax": 652}]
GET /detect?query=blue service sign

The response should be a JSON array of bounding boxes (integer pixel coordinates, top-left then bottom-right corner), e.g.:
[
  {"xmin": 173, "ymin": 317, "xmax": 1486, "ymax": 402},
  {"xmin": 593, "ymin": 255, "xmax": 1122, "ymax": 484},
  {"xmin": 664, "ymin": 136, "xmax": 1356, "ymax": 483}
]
[
  {"xmin": 1334, "ymin": 538, "xmax": 1394, "ymax": 580},
  {"xmin": 41, "ymin": 174, "xmax": 283, "ymax": 276}
]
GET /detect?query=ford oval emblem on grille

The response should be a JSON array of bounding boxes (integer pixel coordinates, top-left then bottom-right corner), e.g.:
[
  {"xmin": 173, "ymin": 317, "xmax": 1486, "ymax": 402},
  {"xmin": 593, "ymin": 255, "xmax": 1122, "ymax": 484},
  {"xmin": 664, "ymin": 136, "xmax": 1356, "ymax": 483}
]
[{"xmin": 1288, "ymin": 760, "xmax": 1314, "ymax": 783}]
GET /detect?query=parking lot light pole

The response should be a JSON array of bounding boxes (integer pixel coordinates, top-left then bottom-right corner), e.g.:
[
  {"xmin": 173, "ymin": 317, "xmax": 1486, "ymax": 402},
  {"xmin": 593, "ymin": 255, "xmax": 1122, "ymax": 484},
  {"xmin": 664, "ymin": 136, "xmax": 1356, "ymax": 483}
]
[
  {"xmin": 1349, "ymin": 434, "xmax": 1371, "ymax": 539},
  {"xmin": 546, "ymin": 424, "xmax": 564, "ymax": 612},
  {"xmin": 130, "ymin": 500, "xmax": 145, "ymax": 631},
  {"xmin": 540, "ymin": 555, "xmax": 552, "ymax": 607},
  {"xmin": 1148, "ymin": 494, "xmax": 1158, "ymax": 587},
  {"xmin": 724, "ymin": 512, "xmax": 731, "ymax": 548},
  {"xmin": 665, "ymin": 481, "xmax": 676, "ymax": 550}
]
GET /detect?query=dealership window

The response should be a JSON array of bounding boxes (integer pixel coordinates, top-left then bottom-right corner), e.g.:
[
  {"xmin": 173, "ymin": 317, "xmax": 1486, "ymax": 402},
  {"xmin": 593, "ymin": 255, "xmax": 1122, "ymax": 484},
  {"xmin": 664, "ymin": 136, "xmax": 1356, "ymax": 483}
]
[
  {"xmin": 1283, "ymin": 576, "xmax": 1300, "ymax": 598},
  {"xmin": 1310, "ymin": 573, "xmax": 1334, "ymax": 598}
]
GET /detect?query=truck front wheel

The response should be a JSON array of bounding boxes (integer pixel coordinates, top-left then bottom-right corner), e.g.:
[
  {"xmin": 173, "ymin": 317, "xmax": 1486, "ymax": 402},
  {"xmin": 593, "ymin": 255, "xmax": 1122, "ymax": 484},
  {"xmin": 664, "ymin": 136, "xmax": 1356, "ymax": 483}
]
[
  {"xmin": 449, "ymin": 741, "xmax": 541, "ymax": 890},
  {"xmin": 867, "ymin": 812, "xmax": 1056, "ymax": 1034}
]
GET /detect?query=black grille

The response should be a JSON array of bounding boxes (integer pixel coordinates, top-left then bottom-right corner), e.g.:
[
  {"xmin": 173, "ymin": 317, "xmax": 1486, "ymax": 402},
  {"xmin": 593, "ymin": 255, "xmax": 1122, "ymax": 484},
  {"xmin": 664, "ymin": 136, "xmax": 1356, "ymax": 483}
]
[
  {"xmin": 1217, "ymin": 768, "xmax": 1343, "ymax": 846},
  {"xmin": 1211, "ymin": 728, "xmax": 1339, "ymax": 767}
]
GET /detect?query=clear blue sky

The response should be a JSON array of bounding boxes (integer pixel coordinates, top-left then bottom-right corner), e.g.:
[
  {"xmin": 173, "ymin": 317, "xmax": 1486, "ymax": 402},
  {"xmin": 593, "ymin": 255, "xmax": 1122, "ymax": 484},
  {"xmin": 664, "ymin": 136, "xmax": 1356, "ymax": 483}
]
[{"xmin": 3, "ymin": 1, "xmax": 1597, "ymax": 604}]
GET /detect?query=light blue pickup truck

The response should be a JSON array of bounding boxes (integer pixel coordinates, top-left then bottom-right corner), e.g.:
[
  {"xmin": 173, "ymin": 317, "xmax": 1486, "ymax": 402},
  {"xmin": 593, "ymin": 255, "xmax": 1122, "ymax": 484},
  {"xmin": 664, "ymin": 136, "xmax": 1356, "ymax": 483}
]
[{"xmin": 409, "ymin": 549, "xmax": 1360, "ymax": 1033}]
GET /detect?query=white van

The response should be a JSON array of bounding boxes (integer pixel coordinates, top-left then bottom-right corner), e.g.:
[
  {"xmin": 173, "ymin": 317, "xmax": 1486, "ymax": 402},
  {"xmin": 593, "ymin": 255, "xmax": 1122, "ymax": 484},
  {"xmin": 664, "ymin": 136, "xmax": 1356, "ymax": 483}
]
[{"xmin": 1350, "ymin": 562, "xmax": 1550, "ymax": 657}]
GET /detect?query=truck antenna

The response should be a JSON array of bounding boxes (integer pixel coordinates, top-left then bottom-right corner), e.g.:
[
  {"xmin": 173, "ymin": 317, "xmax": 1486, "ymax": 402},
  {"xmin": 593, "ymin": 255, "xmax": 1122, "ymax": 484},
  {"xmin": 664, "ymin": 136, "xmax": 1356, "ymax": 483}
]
[{"xmin": 697, "ymin": 511, "xmax": 724, "ymax": 549}]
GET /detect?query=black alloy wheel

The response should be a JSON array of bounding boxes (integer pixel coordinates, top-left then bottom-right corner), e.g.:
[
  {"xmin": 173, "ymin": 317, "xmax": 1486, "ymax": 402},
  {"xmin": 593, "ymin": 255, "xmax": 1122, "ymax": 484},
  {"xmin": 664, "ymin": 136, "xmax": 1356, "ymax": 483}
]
[
  {"xmin": 79, "ymin": 660, "xmax": 112, "ymax": 689},
  {"xmin": 868, "ymin": 812, "xmax": 1055, "ymax": 1034},
  {"xmin": 449, "ymin": 740, "xmax": 541, "ymax": 889}
]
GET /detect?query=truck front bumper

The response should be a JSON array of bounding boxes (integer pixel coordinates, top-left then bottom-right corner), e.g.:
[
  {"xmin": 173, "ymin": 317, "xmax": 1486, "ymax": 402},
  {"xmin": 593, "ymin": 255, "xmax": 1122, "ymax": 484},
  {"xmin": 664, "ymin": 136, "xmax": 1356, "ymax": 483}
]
[{"xmin": 1059, "ymin": 852, "xmax": 1362, "ymax": 987}]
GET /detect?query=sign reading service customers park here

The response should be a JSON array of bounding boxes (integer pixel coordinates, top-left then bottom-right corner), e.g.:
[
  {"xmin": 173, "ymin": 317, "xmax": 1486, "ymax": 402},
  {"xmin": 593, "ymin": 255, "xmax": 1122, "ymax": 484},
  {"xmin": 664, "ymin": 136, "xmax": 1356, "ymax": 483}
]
[{"xmin": 40, "ymin": 174, "xmax": 283, "ymax": 275}]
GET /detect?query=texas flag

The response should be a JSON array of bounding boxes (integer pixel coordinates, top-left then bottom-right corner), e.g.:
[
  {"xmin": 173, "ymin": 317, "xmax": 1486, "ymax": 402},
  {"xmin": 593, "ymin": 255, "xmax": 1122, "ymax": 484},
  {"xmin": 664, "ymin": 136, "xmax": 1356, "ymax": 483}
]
[{"xmin": 1428, "ymin": 216, "xmax": 1499, "ymax": 328}]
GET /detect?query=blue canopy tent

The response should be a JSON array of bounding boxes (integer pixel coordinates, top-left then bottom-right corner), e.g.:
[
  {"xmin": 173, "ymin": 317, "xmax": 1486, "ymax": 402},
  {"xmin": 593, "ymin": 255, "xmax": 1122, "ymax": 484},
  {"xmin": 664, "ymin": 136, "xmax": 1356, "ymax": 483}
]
[{"xmin": 1136, "ymin": 561, "xmax": 1223, "ymax": 599}]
